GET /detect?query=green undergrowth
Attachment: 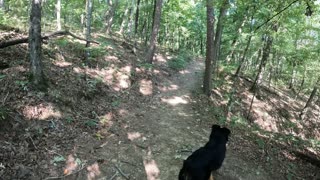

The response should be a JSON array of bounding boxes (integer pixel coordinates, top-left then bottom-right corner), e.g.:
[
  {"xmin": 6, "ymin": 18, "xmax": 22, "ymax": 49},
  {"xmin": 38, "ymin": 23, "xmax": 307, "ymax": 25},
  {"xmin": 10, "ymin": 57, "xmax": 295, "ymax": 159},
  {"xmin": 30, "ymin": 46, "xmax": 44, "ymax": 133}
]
[{"xmin": 168, "ymin": 49, "xmax": 193, "ymax": 70}]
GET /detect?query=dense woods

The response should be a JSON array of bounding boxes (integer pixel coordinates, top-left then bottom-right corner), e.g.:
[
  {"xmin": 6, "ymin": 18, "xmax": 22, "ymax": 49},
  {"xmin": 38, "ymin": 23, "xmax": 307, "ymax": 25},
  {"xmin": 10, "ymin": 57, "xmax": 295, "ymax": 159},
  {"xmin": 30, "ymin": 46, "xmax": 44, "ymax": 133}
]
[
  {"xmin": 1, "ymin": 0, "xmax": 319, "ymax": 96},
  {"xmin": 0, "ymin": 0, "xmax": 319, "ymax": 179}
]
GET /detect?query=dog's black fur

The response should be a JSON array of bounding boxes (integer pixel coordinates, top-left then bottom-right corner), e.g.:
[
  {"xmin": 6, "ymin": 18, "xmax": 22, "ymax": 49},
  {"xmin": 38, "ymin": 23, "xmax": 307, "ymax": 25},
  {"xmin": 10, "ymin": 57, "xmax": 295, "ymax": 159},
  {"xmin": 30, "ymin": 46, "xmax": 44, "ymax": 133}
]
[{"xmin": 178, "ymin": 125, "xmax": 231, "ymax": 180}]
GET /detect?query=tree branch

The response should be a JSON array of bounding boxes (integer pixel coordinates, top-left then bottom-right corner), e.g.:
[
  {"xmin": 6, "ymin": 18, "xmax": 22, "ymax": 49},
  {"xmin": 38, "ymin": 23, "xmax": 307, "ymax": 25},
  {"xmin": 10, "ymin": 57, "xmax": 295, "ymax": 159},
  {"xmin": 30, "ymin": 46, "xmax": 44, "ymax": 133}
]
[
  {"xmin": 0, "ymin": 30, "xmax": 99, "ymax": 49},
  {"xmin": 255, "ymin": 0, "xmax": 299, "ymax": 31}
]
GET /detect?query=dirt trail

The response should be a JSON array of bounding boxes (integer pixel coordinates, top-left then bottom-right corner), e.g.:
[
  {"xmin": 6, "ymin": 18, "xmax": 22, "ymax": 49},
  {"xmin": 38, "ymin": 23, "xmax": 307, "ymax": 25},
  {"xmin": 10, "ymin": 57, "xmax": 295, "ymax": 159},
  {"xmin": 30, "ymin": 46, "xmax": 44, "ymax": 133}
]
[
  {"xmin": 1, "ymin": 32, "xmax": 317, "ymax": 180},
  {"xmin": 89, "ymin": 59, "xmax": 279, "ymax": 180}
]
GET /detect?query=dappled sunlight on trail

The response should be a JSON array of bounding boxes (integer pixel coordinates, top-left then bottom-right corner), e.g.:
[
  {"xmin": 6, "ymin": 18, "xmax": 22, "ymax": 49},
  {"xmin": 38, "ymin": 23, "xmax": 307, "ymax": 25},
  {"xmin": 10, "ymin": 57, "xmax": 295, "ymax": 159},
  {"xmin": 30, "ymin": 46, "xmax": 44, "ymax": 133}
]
[
  {"xmin": 158, "ymin": 84, "xmax": 179, "ymax": 92},
  {"xmin": 144, "ymin": 159, "xmax": 160, "ymax": 180},
  {"xmin": 139, "ymin": 79, "xmax": 153, "ymax": 95},
  {"xmin": 22, "ymin": 103, "xmax": 61, "ymax": 120},
  {"xmin": 161, "ymin": 95, "xmax": 189, "ymax": 106},
  {"xmin": 86, "ymin": 162, "xmax": 101, "ymax": 180},
  {"xmin": 127, "ymin": 132, "xmax": 142, "ymax": 141},
  {"xmin": 143, "ymin": 148, "xmax": 160, "ymax": 180},
  {"xmin": 63, "ymin": 155, "xmax": 79, "ymax": 175}
]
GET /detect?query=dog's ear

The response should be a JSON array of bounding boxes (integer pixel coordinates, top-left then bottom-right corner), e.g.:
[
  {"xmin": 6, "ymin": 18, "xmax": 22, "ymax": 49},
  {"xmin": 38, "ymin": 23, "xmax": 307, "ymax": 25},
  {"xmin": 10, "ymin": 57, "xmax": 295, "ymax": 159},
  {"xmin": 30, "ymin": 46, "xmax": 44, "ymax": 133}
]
[
  {"xmin": 211, "ymin": 124, "xmax": 220, "ymax": 131},
  {"xmin": 221, "ymin": 127, "xmax": 231, "ymax": 137},
  {"xmin": 210, "ymin": 125, "xmax": 221, "ymax": 140}
]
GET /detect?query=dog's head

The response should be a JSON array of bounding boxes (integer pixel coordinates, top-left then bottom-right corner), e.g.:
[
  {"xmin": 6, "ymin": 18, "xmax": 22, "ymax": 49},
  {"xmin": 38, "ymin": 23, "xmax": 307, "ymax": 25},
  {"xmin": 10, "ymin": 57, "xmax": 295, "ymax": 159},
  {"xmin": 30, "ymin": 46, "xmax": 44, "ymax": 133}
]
[{"xmin": 210, "ymin": 124, "xmax": 231, "ymax": 141}]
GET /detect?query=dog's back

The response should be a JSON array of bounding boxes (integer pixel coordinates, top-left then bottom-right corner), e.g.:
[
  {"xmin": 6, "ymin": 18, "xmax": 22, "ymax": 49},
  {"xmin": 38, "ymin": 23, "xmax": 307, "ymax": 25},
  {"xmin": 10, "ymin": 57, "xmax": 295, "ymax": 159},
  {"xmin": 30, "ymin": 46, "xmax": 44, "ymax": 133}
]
[
  {"xmin": 179, "ymin": 147, "xmax": 213, "ymax": 180},
  {"xmin": 178, "ymin": 125, "xmax": 230, "ymax": 180}
]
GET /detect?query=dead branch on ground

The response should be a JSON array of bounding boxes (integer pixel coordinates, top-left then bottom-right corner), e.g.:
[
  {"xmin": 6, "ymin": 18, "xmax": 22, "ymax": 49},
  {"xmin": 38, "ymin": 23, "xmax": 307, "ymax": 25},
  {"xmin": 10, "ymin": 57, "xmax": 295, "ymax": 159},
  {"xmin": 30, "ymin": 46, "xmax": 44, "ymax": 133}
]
[{"xmin": 0, "ymin": 30, "xmax": 99, "ymax": 49}]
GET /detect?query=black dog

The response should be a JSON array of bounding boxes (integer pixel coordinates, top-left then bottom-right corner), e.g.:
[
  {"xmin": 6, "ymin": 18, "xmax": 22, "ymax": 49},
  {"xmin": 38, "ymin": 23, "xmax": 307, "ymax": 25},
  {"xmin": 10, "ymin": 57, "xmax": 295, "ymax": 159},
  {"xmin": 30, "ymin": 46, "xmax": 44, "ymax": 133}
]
[{"xmin": 178, "ymin": 125, "xmax": 231, "ymax": 180}]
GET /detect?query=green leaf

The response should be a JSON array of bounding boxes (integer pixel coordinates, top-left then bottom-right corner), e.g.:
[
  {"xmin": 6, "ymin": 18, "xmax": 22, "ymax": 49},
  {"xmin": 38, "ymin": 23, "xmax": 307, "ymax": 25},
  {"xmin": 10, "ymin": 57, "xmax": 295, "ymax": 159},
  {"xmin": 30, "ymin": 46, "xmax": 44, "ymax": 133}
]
[
  {"xmin": 50, "ymin": 155, "xmax": 65, "ymax": 165},
  {"xmin": 84, "ymin": 119, "xmax": 98, "ymax": 127}
]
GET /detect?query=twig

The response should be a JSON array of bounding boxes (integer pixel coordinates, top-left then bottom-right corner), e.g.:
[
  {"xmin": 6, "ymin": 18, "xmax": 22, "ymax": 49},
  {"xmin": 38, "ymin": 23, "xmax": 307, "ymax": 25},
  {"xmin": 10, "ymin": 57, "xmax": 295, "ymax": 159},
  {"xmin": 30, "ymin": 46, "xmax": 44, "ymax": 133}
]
[
  {"xmin": 28, "ymin": 135, "xmax": 38, "ymax": 150},
  {"xmin": 135, "ymin": 144, "xmax": 147, "ymax": 149},
  {"xmin": 120, "ymin": 160, "xmax": 139, "ymax": 168},
  {"xmin": 179, "ymin": 149, "xmax": 193, "ymax": 153},
  {"xmin": 45, "ymin": 148, "xmax": 64, "ymax": 158},
  {"xmin": 115, "ymin": 165, "xmax": 129, "ymax": 180},
  {"xmin": 109, "ymin": 171, "xmax": 118, "ymax": 180},
  {"xmin": 2, "ymin": 91, "xmax": 9, "ymax": 106}
]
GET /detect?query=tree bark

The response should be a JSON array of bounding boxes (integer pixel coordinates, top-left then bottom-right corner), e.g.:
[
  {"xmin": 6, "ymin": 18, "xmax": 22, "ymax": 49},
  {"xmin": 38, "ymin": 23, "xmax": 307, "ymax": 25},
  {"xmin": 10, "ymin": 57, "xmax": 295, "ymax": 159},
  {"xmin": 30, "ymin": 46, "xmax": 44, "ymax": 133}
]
[
  {"xmin": 56, "ymin": 0, "xmax": 61, "ymax": 30},
  {"xmin": 203, "ymin": 0, "xmax": 215, "ymax": 96},
  {"xmin": 299, "ymin": 77, "xmax": 320, "ymax": 119},
  {"xmin": 288, "ymin": 61, "xmax": 297, "ymax": 89},
  {"xmin": 234, "ymin": 10, "xmax": 256, "ymax": 76},
  {"xmin": 234, "ymin": 35, "xmax": 252, "ymax": 76},
  {"xmin": 151, "ymin": 0, "xmax": 156, "ymax": 30},
  {"xmin": 29, "ymin": 0, "xmax": 47, "ymax": 90},
  {"xmin": 85, "ymin": 0, "xmax": 93, "ymax": 64},
  {"xmin": 119, "ymin": 7, "xmax": 129, "ymax": 34},
  {"xmin": 134, "ymin": 0, "xmax": 141, "ymax": 35},
  {"xmin": 85, "ymin": 0, "xmax": 93, "ymax": 48},
  {"xmin": 250, "ymin": 35, "xmax": 273, "ymax": 91},
  {"xmin": 212, "ymin": 0, "xmax": 229, "ymax": 77},
  {"xmin": 296, "ymin": 65, "xmax": 306, "ymax": 97},
  {"xmin": 105, "ymin": 0, "xmax": 118, "ymax": 34},
  {"xmin": 126, "ymin": 1, "xmax": 136, "ymax": 37},
  {"xmin": 145, "ymin": 0, "xmax": 163, "ymax": 63},
  {"xmin": 200, "ymin": 33, "xmax": 203, "ymax": 55},
  {"xmin": 267, "ymin": 52, "xmax": 275, "ymax": 87}
]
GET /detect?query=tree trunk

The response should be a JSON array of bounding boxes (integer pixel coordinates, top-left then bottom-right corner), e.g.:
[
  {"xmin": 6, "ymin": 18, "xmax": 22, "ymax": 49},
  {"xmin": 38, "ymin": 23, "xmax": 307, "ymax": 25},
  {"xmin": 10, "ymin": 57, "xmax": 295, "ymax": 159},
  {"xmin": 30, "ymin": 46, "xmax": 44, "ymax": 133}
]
[
  {"xmin": 250, "ymin": 35, "xmax": 273, "ymax": 91},
  {"xmin": 200, "ymin": 33, "xmax": 203, "ymax": 55},
  {"xmin": 288, "ymin": 61, "xmax": 297, "ymax": 89},
  {"xmin": 105, "ymin": 0, "xmax": 117, "ymax": 34},
  {"xmin": 56, "ymin": 0, "xmax": 61, "ymax": 30},
  {"xmin": 203, "ymin": 0, "xmax": 215, "ymax": 96},
  {"xmin": 29, "ymin": 0, "xmax": 47, "ymax": 90},
  {"xmin": 141, "ymin": 19, "xmax": 147, "ymax": 43},
  {"xmin": 226, "ymin": 38, "xmax": 238, "ymax": 63},
  {"xmin": 119, "ymin": 7, "xmax": 129, "ymax": 34},
  {"xmin": 134, "ymin": 0, "xmax": 141, "ymax": 35},
  {"xmin": 299, "ymin": 77, "xmax": 320, "ymax": 119},
  {"xmin": 267, "ymin": 52, "xmax": 275, "ymax": 87},
  {"xmin": 81, "ymin": 14, "xmax": 85, "ymax": 33},
  {"xmin": 234, "ymin": 35, "xmax": 252, "ymax": 76},
  {"xmin": 234, "ymin": 11, "xmax": 256, "ymax": 77},
  {"xmin": 126, "ymin": 1, "xmax": 135, "ymax": 37},
  {"xmin": 85, "ymin": 0, "xmax": 93, "ymax": 64},
  {"xmin": 151, "ymin": 0, "xmax": 156, "ymax": 30},
  {"xmin": 85, "ymin": 0, "xmax": 93, "ymax": 47},
  {"xmin": 296, "ymin": 65, "xmax": 306, "ymax": 97},
  {"xmin": 212, "ymin": 0, "xmax": 229, "ymax": 78},
  {"xmin": 145, "ymin": 0, "xmax": 163, "ymax": 63},
  {"xmin": 274, "ymin": 53, "xmax": 282, "ymax": 87}
]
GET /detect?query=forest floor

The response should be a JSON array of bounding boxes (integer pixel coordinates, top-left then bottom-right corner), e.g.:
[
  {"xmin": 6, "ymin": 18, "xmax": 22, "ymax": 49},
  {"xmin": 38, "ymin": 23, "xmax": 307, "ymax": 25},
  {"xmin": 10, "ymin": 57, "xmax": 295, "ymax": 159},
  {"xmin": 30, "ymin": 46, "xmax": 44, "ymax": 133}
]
[{"xmin": 0, "ymin": 27, "xmax": 319, "ymax": 180}]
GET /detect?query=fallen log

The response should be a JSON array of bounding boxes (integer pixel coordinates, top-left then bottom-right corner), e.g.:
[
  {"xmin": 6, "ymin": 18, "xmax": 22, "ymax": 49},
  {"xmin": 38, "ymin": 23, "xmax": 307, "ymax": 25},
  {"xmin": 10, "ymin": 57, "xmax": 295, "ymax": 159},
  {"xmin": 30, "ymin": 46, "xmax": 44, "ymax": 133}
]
[
  {"xmin": 293, "ymin": 150, "xmax": 320, "ymax": 168},
  {"xmin": 0, "ymin": 30, "xmax": 99, "ymax": 49}
]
